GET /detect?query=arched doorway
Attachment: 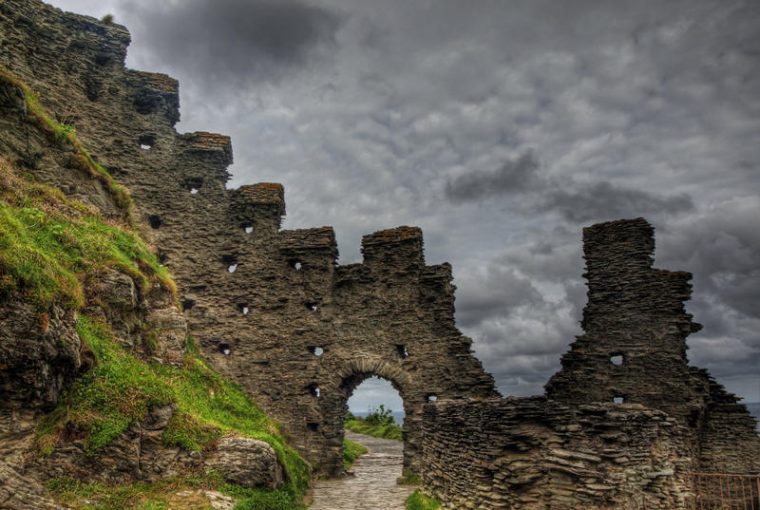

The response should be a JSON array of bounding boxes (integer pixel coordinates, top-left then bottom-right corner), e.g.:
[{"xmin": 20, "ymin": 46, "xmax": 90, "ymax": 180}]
[
  {"xmin": 345, "ymin": 376, "xmax": 404, "ymax": 470},
  {"xmin": 315, "ymin": 356, "xmax": 426, "ymax": 476}
]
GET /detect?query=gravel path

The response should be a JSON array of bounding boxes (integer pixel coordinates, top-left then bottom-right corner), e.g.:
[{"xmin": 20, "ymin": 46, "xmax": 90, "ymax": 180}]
[{"xmin": 310, "ymin": 431, "xmax": 413, "ymax": 510}]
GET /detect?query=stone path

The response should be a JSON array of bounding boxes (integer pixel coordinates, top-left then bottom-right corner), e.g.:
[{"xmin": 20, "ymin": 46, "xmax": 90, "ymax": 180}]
[{"xmin": 310, "ymin": 431, "xmax": 414, "ymax": 510}]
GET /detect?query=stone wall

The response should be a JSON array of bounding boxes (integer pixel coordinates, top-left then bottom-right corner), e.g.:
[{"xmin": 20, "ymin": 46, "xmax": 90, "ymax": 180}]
[
  {"xmin": 545, "ymin": 218, "xmax": 760, "ymax": 474},
  {"xmin": 417, "ymin": 218, "xmax": 760, "ymax": 510},
  {"xmin": 545, "ymin": 218, "xmax": 707, "ymax": 420},
  {"xmin": 1, "ymin": 3, "xmax": 758, "ymax": 505},
  {"xmin": 0, "ymin": 0, "xmax": 496, "ymax": 476},
  {"xmin": 421, "ymin": 398, "xmax": 694, "ymax": 510}
]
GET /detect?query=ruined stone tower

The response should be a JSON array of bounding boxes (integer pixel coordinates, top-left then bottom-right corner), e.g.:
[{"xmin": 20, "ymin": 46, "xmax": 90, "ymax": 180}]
[
  {"xmin": 546, "ymin": 218, "xmax": 760, "ymax": 473},
  {"xmin": 545, "ymin": 218, "xmax": 707, "ymax": 421}
]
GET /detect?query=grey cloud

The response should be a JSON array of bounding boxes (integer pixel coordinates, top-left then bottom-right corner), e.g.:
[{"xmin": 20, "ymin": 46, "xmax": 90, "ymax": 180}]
[
  {"xmin": 455, "ymin": 265, "xmax": 544, "ymax": 328},
  {"xmin": 445, "ymin": 152, "xmax": 694, "ymax": 224},
  {"xmin": 445, "ymin": 150, "xmax": 540, "ymax": 203},
  {"xmin": 657, "ymin": 198, "xmax": 760, "ymax": 371},
  {"xmin": 543, "ymin": 181, "xmax": 694, "ymax": 223},
  {"xmin": 123, "ymin": 0, "xmax": 341, "ymax": 86}
]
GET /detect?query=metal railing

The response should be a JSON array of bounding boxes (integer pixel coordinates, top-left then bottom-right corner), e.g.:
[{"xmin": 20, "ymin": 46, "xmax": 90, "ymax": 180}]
[{"xmin": 689, "ymin": 472, "xmax": 760, "ymax": 510}]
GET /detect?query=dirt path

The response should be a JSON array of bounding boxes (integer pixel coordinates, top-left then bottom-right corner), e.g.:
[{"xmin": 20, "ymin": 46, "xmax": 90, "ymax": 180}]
[{"xmin": 309, "ymin": 431, "xmax": 413, "ymax": 510}]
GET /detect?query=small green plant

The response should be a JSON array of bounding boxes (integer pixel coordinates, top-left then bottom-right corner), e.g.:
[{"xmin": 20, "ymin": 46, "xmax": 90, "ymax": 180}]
[
  {"xmin": 54, "ymin": 122, "xmax": 75, "ymax": 143},
  {"xmin": 101, "ymin": 13, "xmax": 114, "ymax": 25},
  {"xmin": 342, "ymin": 438, "xmax": 368, "ymax": 471},
  {"xmin": 397, "ymin": 471, "xmax": 421, "ymax": 486},
  {"xmin": 365, "ymin": 404, "xmax": 395, "ymax": 427},
  {"xmin": 406, "ymin": 490, "xmax": 441, "ymax": 510}
]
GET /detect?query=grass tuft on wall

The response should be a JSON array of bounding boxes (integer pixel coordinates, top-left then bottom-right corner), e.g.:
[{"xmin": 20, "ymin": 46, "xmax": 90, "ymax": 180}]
[{"xmin": 0, "ymin": 66, "xmax": 134, "ymax": 217}]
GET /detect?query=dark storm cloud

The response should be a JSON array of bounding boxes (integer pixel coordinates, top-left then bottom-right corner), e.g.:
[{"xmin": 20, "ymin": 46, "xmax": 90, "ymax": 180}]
[
  {"xmin": 544, "ymin": 182, "xmax": 694, "ymax": 223},
  {"xmin": 124, "ymin": 0, "xmax": 341, "ymax": 84},
  {"xmin": 445, "ymin": 152, "xmax": 694, "ymax": 223},
  {"xmin": 657, "ymin": 198, "xmax": 760, "ymax": 381},
  {"xmin": 445, "ymin": 150, "xmax": 540, "ymax": 202}
]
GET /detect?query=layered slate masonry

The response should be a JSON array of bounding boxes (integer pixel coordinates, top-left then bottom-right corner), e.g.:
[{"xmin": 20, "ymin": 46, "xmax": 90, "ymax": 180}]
[
  {"xmin": 545, "ymin": 218, "xmax": 760, "ymax": 473},
  {"xmin": 1, "ymin": 2, "xmax": 758, "ymax": 508},
  {"xmin": 0, "ymin": 0, "xmax": 496, "ymax": 476},
  {"xmin": 420, "ymin": 219, "xmax": 760, "ymax": 509}
]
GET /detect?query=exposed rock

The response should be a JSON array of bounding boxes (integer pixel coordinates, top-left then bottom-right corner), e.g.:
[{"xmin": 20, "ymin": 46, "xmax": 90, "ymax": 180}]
[
  {"xmin": 0, "ymin": 460, "xmax": 68, "ymax": 509},
  {"xmin": 205, "ymin": 436, "xmax": 284, "ymax": 489},
  {"xmin": 34, "ymin": 404, "xmax": 198, "ymax": 484},
  {"xmin": 145, "ymin": 306, "xmax": 187, "ymax": 364},
  {"xmin": 0, "ymin": 301, "xmax": 81, "ymax": 410},
  {"xmin": 205, "ymin": 491, "xmax": 236, "ymax": 510}
]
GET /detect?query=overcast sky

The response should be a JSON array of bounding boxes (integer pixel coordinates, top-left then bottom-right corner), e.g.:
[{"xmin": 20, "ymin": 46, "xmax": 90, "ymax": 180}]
[{"xmin": 48, "ymin": 0, "xmax": 760, "ymax": 410}]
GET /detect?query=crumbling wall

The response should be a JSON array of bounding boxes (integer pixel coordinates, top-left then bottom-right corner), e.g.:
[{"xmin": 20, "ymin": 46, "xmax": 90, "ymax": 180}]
[
  {"xmin": 545, "ymin": 218, "xmax": 760, "ymax": 474},
  {"xmin": 1, "ymin": 1, "xmax": 757, "ymax": 499},
  {"xmin": 545, "ymin": 219, "xmax": 707, "ymax": 420},
  {"xmin": 418, "ymin": 218, "xmax": 759, "ymax": 510},
  {"xmin": 421, "ymin": 398, "xmax": 694, "ymax": 510},
  {"xmin": 0, "ymin": 0, "xmax": 496, "ymax": 476}
]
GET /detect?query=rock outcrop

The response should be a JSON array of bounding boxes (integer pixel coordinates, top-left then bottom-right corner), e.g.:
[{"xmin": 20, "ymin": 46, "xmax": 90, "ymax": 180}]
[
  {"xmin": 206, "ymin": 437, "xmax": 284, "ymax": 489},
  {"xmin": 0, "ymin": 302, "xmax": 82, "ymax": 410}
]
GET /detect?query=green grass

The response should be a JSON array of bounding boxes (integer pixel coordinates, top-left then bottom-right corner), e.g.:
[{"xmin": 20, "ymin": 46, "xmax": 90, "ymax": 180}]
[
  {"xmin": 342, "ymin": 438, "xmax": 368, "ymax": 471},
  {"xmin": 405, "ymin": 490, "xmax": 441, "ymax": 510},
  {"xmin": 38, "ymin": 319, "xmax": 309, "ymax": 509},
  {"xmin": 0, "ymin": 66, "xmax": 133, "ymax": 216},
  {"xmin": 397, "ymin": 472, "xmax": 421, "ymax": 486},
  {"xmin": 0, "ymin": 158, "xmax": 174, "ymax": 311},
  {"xmin": 345, "ymin": 416, "xmax": 403, "ymax": 441}
]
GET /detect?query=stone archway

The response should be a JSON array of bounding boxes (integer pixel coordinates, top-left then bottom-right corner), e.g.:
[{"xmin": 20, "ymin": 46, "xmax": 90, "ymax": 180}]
[{"xmin": 317, "ymin": 356, "xmax": 423, "ymax": 476}]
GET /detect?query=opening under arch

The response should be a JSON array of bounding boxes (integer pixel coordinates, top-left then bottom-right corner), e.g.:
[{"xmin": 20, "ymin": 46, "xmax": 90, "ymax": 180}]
[{"xmin": 347, "ymin": 376, "xmax": 404, "ymax": 426}]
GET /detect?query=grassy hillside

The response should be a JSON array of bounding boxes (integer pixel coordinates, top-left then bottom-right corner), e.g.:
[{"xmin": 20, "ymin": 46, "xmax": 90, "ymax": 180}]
[
  {"xmin": 39, "ymin": 318, "xmax": 309, "ymax": 509},
  {"xmin": 0, "ymin": 158, "xmax": 173, "ymax": 311},
  {"xmin": 0, "ymin": 159, "xmax": 309, "ymax": 509}
]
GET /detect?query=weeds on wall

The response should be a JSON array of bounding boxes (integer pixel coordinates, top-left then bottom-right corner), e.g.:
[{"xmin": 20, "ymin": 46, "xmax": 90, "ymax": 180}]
[{"xmin": 406, "ymin": 490, "xmax": 441, "ymax": 510}]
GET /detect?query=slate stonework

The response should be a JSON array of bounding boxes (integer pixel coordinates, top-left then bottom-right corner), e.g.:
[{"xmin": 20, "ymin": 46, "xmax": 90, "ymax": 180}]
[{"xmin": 0, "ymin": 2, "xmax": 758, "ymax": 507}]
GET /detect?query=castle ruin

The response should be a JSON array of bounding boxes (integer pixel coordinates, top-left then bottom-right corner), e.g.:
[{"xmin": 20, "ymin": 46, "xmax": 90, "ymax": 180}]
[{"xmin": 0, "ymin": 1, "xmax": 758, "ymax": 508}]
